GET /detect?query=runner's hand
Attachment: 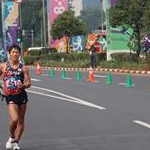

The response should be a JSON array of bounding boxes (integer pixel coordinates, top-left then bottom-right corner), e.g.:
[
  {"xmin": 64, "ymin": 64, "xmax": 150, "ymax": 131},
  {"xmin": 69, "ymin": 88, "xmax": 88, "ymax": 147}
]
[
  {"xmin": 16, "ymin": 82, "xmax": 24, "ymax": 89},
  {"xmin": 0, "ymin": 85, "xmax": 5, "ymax": 101}
]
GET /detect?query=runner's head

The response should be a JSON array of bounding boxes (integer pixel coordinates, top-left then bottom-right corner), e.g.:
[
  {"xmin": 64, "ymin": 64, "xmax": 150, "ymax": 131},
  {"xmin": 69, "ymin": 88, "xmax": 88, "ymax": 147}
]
[
  {"xmin": 8, "ymin": 45, "xmax": 21, "ymax": 54},
  {"xmin": 8, "ymin": 45, "xmax": 21, "ymax": 62}
]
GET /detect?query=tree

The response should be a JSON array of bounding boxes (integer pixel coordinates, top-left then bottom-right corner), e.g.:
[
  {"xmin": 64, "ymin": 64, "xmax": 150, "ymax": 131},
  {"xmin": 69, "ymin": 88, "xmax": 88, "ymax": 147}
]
[
  {"xmin": 21, "ymin": 0, "xmax": 43, "ymax": 49},
  {"xmin": 141, "ymin": 1, "xmax": 150, "ymax": 33},
  {"xmin": 51, "ymin": 11, "xmax": 86, "ymax": 40},
  {"xmin": 109, "ymin": 0, "xmax": 150, "ymax": 56}
]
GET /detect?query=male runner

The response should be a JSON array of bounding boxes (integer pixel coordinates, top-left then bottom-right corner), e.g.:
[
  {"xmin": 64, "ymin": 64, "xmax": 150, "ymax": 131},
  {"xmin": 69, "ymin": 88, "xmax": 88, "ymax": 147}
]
[{"xmin": 0, "ymin": 45, "xmax": 31, "ymax": 150}]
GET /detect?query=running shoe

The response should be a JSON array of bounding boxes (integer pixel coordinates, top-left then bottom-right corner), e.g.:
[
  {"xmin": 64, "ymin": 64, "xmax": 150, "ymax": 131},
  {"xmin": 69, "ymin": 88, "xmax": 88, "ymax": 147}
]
[
  {"xmin": 6, "ymin": 137, "xmax": 14, "ymax": 150},
  {"xmin": 12, "ymin": 142, "xmax": 20, "ymax": 150}
]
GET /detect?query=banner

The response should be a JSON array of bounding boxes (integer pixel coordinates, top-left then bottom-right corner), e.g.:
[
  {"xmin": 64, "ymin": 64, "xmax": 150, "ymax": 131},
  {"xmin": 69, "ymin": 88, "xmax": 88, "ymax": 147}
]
[
  {"xmin": 2, "ymin": 2, "xmax": 19, "ymax": 52},
  {"xmin": 48, "ymin": 0, "xmax": 68, "ymax": 47},
  {"xmin": 49, "ymin": 0, "xmax": 68, "ymax": 24},
  {"xmin": 110, "ymin": 0, "xmax": 118, "ymax": 6},
  {"xmin": 85, "ymin": 34, "xmax": 98, "ymax": 50},
  {"xmin": 98, "ymin": 36, "xmax": 107, "ymax": 52},
  {"xmin": 72, "ymin": 35, "xmax": 85, "ymax": 52},
  {"xmin": 55, "ymin": 36, "xmax": 68, "ymax": 53}
]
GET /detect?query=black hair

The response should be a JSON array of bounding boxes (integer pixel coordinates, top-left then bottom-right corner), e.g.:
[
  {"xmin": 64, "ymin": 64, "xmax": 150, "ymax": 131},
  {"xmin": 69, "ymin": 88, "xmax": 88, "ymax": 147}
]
[{"xmin": 8, "ymin": 45, "xmax": 21, "ymax": 53}]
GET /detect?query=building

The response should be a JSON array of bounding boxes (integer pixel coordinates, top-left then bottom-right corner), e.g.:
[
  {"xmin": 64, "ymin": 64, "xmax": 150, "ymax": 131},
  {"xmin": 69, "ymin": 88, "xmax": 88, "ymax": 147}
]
[
  {"xmin": 69, "ymin": 0, "xmax": 83, "ymax": 16},
  {"xmin": 69, "ymin": 0, "xmax": 102, "ymax": 17},
  {"xmin": 82, "ymin": 0, "xmax": 101, "ymax": 10}
]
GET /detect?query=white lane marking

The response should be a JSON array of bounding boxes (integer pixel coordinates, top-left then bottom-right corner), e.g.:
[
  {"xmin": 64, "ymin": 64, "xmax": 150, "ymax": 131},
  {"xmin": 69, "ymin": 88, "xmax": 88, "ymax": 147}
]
[
  {"xmin": 118, "ymin": 83, "xmax": 135, "ymax": 86},
  {"xmin": 94, "ymin": 75, "xmax": 107, "ymax": 78},
  {"xmin": 31, "ymin": 86, "xmax": 91, "ymax": 103},
  {"xmin": 86, "ymin": 80, "xmax": 100, "ymax": 83},
  {"xmin": 31, "ymin": 78, "xmax": 42, "ymax": 81},
  {"xmin": 27, "ymin": 86, "xmax": 106, "ymax": 110},
  {"xmin": 41, "ymin": 74, "xmax": 49, "ymax": 76},
  {"xmin": 27, "ymin": 90, "xmax": 105, "ymax": 110},
  {"xmin": 93, "ymin": 80, "xmax": 100, "ymax": 83},
  {"xmin": 118, "ymin": 83, "xmax": 126, "ymax": 85},
  {"xmin": 61, "ymin": 77, "xmax": 72, "ymax": 80},
  {"xmin": 133, "ymin": 120, "xmax": 150, "ymax": 129}
]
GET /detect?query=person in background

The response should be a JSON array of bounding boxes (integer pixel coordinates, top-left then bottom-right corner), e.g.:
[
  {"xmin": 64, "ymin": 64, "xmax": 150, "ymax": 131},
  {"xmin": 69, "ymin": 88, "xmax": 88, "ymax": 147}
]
[{"xmin": 89, "ymin": 36, "xmax": 100, "ymax": 69}]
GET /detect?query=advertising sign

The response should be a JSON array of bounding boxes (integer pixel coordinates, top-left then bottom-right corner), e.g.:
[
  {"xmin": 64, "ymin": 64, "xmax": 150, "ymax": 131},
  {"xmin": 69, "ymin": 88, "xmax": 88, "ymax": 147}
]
[
  {"xmin": 14, "ymin": 0, "xmax": 25, "ymax": 4},
  {"xmin": 72, "ymin": 35, "xmax": 85, "ymax": 52},
  {"xmin": 2, "ymin": 2, "xmax": 19, "ymax": 51}
]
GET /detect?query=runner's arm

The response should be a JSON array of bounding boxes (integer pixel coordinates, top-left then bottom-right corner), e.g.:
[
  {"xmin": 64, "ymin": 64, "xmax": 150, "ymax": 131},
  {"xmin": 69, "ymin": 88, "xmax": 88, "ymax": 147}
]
[
  {"xmin": 0, "ymin": 63, "xmax": 3, "ymax": 77},
  {"xmin": 22, "ymin": 66, "xmax": 31, "ymax": 88}
]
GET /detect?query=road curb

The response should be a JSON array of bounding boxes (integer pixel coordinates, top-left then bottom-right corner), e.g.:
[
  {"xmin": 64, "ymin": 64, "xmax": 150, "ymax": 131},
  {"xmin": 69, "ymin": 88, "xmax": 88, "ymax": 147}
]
[{"xmin": 27, "ymin": 65, "xmax": 150, "ymax": 75}]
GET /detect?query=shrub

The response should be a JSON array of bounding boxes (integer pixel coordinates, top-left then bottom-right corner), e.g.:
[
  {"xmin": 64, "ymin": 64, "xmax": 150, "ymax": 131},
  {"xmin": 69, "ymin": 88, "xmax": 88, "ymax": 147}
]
[
  {"xmin": 145, "ymin": 54, "xmax": 150, "ymax": 63},
  {"xmin": 23, "ymin": 52, "xmax": 106, "ymax": 66},
  {"xmin": 23, "ymin": 56, "xmax": 41, "ymax": 65},
  {"xmin": 111, "ymin": 53, "xmax": 138, "ymax": 63},
  {"xmin": 122, "ymin": 53, "xmax": 138, "ymax": 63},
  {"xmin": 100, "ymin": 60, "xmax": 122, "ymax": 69},
  {"xmin": 111, "ymin": 53, "xmax": 125, "ymax": 62}
]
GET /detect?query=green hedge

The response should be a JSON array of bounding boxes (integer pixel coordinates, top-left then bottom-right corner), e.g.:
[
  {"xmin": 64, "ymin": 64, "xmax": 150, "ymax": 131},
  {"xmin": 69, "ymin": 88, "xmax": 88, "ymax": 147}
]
[
  {"xmin": 100, "ymin": 61, "xmax": 149, "ymax": 70},
  {"xmin": 111, "ymin": 53, "xmax": 138, "ymax": 63},
  {"xmin": 23, "ymin": 52, "xmax": 106, "ymax": 66},
  {"xmin": 23, "ymin": 56, "xmax": 41, "ymax": 65},
  {"xmin": 23, "ymin": 52, "xmax": 150, "ymax": 70},
  {"xmin": 145, "ymin": 54, "xmax": 150, "ymax": 63},
  {"xmin": 40, "ymin": 60, "xmax": 89, "ymax": 68}
]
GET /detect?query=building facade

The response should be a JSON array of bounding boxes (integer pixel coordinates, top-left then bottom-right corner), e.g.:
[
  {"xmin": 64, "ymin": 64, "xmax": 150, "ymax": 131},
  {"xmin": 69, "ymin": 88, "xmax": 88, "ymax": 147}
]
[{"xmin": 70, "ymin": 0, "xmax": 83, "ymax": 16}]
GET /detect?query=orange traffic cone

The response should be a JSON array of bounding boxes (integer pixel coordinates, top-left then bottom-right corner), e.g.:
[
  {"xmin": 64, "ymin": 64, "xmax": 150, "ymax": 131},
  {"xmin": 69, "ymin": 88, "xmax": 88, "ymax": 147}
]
[
  {"xmin": 88, "ymin": 69, "xmax": 94, "ymax": 82},
  {"xmin": 36, "ymin": 62, "xmax": 42, "ymax": 75}
]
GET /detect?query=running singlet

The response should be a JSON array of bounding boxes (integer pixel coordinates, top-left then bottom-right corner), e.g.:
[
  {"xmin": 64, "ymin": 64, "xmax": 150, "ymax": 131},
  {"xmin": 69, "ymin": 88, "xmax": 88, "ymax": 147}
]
[{"xmin": 3, "ymin": 62, "xmax": 24, "ymax": 96}]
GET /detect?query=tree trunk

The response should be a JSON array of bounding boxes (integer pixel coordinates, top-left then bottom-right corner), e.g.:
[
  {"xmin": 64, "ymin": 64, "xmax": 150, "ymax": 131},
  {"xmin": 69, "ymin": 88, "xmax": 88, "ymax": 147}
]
[
  {"xmin": 136, "ymin": 27, "xmax": 141, "ymax": 57},
  {"xmin": 65, "ymin": 36, "xmax": 69, "ymax": 54}
]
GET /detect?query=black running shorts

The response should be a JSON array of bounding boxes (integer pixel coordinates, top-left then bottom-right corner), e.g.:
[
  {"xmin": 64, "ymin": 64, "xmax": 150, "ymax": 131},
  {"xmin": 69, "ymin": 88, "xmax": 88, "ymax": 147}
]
[{"xmin": 5, "ymin": 90, "xmax": 28, "ymax": 106}]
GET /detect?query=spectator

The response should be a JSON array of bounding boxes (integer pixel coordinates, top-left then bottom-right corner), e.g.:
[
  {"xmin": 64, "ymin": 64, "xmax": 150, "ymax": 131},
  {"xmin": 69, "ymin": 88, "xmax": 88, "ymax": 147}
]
[{"xmin": 89, "ymin": 36, "xmax": 100, "ymax": 69}]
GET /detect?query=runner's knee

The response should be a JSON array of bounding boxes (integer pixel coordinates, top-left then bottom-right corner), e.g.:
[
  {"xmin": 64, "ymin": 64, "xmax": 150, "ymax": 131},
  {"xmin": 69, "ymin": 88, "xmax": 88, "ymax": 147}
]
[
  {"xmin": 18, "ymin": 118, "xmax": 25, "ymax": 125},
  {"xmin": 10, "ymin": 117, "xmax": 18, "ymax": 125}
]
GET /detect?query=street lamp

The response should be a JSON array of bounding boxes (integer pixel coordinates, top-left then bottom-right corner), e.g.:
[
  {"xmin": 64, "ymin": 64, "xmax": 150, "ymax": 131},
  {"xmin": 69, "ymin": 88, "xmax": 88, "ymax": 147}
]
[
  {"xmin": 100, "ymin": 0, "xmax": 103, "ymax": 31},
  {"xmin": 42, "ymin": 0, "xmax": 46, "ymax": 47}
]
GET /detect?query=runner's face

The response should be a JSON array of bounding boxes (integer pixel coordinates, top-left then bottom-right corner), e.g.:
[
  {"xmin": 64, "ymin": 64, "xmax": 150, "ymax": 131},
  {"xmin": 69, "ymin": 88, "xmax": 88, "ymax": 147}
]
[{"xmin": 9, "ymin": 48, "xmax": 20, "ymax": 62}]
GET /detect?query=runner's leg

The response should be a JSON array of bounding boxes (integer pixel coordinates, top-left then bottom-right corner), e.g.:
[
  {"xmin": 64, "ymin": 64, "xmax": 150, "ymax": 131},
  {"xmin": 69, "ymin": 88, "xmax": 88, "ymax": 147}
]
[
  {"xmin": 15, "ymin": 104, "xmax": 27, "ymax": 142},
  {"xmin": 6, "ymin": 104, "xmax": 19, "ymax": 149},
  {"xmin": 7, "ymin": 104, "xmax": 19, "ymax": 138}
]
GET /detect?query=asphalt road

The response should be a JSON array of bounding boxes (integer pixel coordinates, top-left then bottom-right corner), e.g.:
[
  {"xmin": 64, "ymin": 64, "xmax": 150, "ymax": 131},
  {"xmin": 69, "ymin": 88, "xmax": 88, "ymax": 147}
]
[{"xmin": 0, "ymin": 69, "xmax": 150, "ymax": 150}]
